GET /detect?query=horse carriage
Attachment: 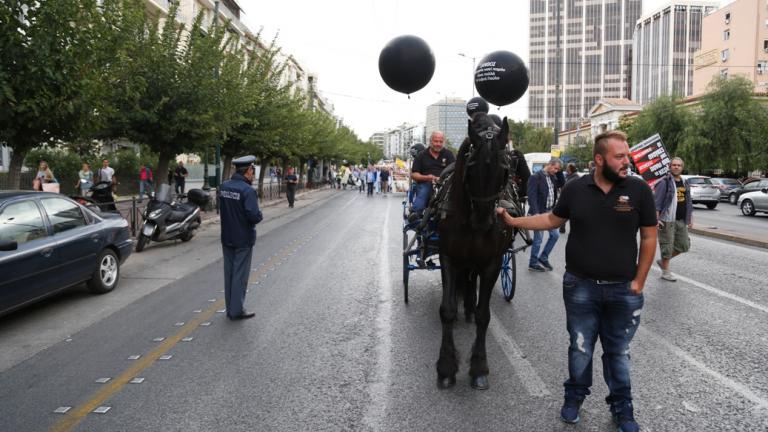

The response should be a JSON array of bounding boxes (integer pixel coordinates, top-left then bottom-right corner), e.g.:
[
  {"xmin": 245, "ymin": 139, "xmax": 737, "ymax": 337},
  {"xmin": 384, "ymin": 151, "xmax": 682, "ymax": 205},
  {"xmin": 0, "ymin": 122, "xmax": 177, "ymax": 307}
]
[{"xmin": 401, "ymin": 112, "xmax": 533, "ymax": 389}]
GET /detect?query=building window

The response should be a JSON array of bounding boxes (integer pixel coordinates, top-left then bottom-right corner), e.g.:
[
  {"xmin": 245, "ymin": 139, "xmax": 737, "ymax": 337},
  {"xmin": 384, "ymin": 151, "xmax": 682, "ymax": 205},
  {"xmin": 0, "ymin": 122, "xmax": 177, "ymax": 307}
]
[
  {"xmin": 764, "ymin": 40, "xmax": 768, "ymax": 52},
  {"xmin": 725, "ymin": 12, "xmax": 730, "ymax": 24},
  {"xmin": 758, "ymin": 61, "xmax": 768, "ymax": 75},
  {"xmin": 723, "ymin": 29, "xmax": 730, "ymax": 40},
  {"xmin": 721, "ymin": 49, "xmax": 729, "ymax": 62},
  {"xmin": 720, "ymin": 68, "xmax": 728, "ymax": 78}
]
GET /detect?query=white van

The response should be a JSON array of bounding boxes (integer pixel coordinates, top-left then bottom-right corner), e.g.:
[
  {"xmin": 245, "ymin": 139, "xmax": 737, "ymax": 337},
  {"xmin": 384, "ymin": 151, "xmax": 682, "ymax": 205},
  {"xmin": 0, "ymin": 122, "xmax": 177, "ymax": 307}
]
[{"xmin": 524, "ymin": 152, "xmax": 553, "ymax": 173}]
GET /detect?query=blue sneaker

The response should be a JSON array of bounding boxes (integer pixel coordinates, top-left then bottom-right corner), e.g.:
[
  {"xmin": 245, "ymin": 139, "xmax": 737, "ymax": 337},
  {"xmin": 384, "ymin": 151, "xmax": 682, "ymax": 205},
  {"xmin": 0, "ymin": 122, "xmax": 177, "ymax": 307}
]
[
  {"xmin": 560, "ymin": 398, "xmax": 583, "ymax": 424},
  {"xmin": 538, "ymin": 258, "xmax": 554, "ymax": 271},
  {"xmin": 611, "ymin": 401, "xmax": 639, "ymax": 432}
]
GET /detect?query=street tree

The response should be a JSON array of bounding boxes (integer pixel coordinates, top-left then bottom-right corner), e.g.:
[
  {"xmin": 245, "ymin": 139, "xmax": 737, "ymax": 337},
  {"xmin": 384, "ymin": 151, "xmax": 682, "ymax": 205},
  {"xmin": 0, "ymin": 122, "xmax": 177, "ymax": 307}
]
[
  {"xmin": 623, "ymin": 95, "xmax": 692, "ymax": 156},
  {"xmin": 506, "ymin": 120, "xmax": 552, "ymax": 154},
  {"xmin": 0, "ymin": 0, "xmax": 104, "ymax": 188},
  {"xmin": 680, "ymin": 76, "xmax": 768, "ymax": 173}
]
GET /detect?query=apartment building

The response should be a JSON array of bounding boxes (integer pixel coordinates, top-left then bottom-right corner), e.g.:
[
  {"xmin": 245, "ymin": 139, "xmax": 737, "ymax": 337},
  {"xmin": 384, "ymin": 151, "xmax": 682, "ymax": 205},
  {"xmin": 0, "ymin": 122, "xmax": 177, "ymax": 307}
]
[{"xmin": 692, "ymin": 0, "xmax": 768, "ymax": 94}]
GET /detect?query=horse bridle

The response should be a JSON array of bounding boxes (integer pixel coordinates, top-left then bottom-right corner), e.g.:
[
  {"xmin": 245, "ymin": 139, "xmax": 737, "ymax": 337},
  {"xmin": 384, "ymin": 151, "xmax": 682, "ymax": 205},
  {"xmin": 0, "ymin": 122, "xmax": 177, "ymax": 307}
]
[{"xmin": 463, "ymin": 127, "xmax": 510, "ymax": 206}]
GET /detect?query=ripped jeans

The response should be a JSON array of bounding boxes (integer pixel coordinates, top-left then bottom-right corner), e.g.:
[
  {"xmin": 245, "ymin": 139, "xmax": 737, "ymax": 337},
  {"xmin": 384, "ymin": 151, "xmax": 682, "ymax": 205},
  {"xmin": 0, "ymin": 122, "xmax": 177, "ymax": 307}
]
[{"xmin": 562, "ymin": 271, "xmax": 644, "ymax": 406}]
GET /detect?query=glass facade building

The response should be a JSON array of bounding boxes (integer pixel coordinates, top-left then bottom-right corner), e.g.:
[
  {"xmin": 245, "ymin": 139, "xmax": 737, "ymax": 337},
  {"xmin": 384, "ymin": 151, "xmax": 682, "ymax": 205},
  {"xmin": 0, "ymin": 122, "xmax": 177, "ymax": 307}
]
[
  {"xmin": 632, "ymin": 2, "xmax": 718, "ymax": 105},
  {"xmin": 529, "ymin": 0, "xmax": 642, "ymax": 130},
  {"xmin": 425, "ymin": 98, "xmax": 468, "ymax": 151}
]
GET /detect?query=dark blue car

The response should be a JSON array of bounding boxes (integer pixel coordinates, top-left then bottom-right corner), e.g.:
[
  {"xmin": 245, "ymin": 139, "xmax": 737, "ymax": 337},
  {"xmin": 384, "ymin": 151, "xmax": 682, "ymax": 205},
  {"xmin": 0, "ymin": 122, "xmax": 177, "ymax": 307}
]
[{"xmin": 0, "ymin": 191, "xmax": 133, "ymax": 317}]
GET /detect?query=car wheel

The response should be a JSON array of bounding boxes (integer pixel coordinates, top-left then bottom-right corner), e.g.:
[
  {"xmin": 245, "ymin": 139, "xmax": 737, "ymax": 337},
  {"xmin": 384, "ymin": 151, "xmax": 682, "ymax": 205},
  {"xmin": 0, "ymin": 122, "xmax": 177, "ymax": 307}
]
[
  {"xmin": 88, "ymin": 249, "xmax": 120, "ymax": 294},
  {"xmin": 729, "ymin": 193, "xmax": 737, "ymax": 205},
  {"xmin": 706, "ymin": 202, "xmax": 717, "ymax": 209},
  {"xmin": 741, "ymin": 200, "xmax": 756, "ymax": 216}
]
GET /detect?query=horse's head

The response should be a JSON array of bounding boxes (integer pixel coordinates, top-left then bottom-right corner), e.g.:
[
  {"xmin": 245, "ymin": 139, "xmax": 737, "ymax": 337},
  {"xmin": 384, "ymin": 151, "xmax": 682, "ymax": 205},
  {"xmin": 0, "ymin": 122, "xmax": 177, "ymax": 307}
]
[{"xmin": 462, "ymin": 112, "xmax": 510, "ymax": 231}]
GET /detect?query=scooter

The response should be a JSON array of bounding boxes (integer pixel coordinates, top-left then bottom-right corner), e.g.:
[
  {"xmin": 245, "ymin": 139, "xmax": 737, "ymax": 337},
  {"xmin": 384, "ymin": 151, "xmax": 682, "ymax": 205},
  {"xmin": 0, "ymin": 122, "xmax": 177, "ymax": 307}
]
[
  {"xmin": 135, "ymin": 184, "xmax": 208, "ymax": 252},
  {"xmin": 90, "ymin": 181, "xmax": 117, "ymax": 212}
]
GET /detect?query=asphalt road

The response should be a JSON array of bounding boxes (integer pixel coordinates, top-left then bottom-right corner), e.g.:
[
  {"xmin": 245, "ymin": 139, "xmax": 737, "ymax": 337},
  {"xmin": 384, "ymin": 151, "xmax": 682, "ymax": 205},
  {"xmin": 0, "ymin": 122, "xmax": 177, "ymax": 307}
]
[
  {"xmin": 1, "ymin": 189, "xmax": 767, "ymax": 431},
  {"xmin": 691, "ymin": 199, "xmax": 768, "ymax": 242}
]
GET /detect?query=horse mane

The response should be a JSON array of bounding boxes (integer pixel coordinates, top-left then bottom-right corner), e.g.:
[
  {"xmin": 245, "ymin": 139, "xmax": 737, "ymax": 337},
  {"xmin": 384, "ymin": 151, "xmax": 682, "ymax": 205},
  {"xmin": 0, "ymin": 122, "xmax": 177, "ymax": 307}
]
[{"xmin": 448, "ymin": 136, "xmax": 473, "ymax": 223}]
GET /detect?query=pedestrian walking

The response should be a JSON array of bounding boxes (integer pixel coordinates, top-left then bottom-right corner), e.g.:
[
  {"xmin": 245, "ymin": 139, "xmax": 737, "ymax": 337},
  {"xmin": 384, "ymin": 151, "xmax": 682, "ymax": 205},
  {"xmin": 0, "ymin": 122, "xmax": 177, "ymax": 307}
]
[
  {"xmin": 34, "ymin": 160, "xmax": 57, "ymax": 192},
  {"xmin": 284, "ymin": 167, "xmax": 298, "ymax": 208},
  {"xmin": 174, "ymin": 161, "xmax": 189, "ymax": 195},
  {"xmin": 409, "ymin": 131, "xmax": 455, "ymax": 218},
  {"xmin": 497, "ymin": 130, "xmax": 657, "ymax": 432},
  {"xmin": 219, "ymin": 155, "xmax": 263, "ymax": 320},
  {"xmin": 380, "ymin": 167, "xmax": 390, "ymax": 195},
  {"xmin": 653, "ymin": 157, "xmax": 692, "ymax": 282},
  {"xmin": 374, "ymin": 167, "xmax": 381, "ymax": 194},
  {"xmin": 527, "ymin": 157, "xmax": 564, "ymax": 271},
  {"xmin": 78, "ymin": 163, "xmax": 93, "ymax": 196},
  {"xmin": 138, "ymin": 164, "xmax": 154, "ymax": 203},
  {"xmin": 366, "ymin": 166, "xmax": 376, "ymax": 196}
]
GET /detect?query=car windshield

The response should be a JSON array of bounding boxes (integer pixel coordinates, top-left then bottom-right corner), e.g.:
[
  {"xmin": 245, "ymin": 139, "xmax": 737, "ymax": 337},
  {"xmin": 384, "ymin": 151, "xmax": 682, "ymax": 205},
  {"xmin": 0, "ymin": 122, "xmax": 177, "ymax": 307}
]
[
  {"xmin": 713, "ymin": 178, "xmax": 740, "ymax": 186},
  {"xmin": 687, "ymin": 177, "xmax": 712, "ymax": 185}
]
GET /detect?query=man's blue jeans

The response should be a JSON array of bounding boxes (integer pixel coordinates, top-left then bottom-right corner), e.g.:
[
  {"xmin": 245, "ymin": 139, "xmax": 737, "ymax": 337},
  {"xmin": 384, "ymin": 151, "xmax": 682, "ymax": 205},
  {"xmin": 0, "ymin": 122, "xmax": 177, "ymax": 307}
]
[
  {"xmin": 139, "ymin": 180, "xmax": 152, "ymax": 201},
  {"xmin": 529, "ymin": 227, "xmax": 559, "ymax": 266},
  {"xmin": 562, "ymin": 272, "xmax": 644, "ymax": 406},
  {"xmin": 411, "ymin": 182, "xmax": 433, "ymax": 213}
]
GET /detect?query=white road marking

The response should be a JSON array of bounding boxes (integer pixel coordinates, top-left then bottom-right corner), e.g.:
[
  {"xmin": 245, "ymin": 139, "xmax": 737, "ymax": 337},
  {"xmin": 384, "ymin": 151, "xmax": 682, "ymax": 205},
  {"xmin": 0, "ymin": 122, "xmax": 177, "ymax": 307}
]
[
  {"xmin": 640, "ymin": 326, "xmax": 768, "ymax": 410},
  {"xmin": 650, "ymin": 268, "xmax": 768, "ymax": 315},
  {"xmin": 364, "ymin": 198, "xmax": 393, "ymax": 428},
  {"xmin": 489, "ymin": 314, "xmax": 550, "ymax": 397}
]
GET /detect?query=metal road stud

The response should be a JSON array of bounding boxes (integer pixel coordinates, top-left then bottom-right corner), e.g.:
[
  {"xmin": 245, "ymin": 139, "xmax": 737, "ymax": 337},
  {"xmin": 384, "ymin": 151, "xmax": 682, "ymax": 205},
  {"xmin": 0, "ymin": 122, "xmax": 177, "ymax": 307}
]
[
  {"xmin": 95, "ymin": 378, "xmax": 111, "ymax": 383},
  {"xmin": 92, "ymin": 406, "xmax": 111, "ymax": 414},
  {"xmin": 129, "ymin": 378, "xmax": 145, "ymax": 384},
  {"xmin": 159, "ymin": 355, "xmax": 172, "ymax": 361},
  {"xmin": 153, "ymin": 337, "xmax": 165, "ymax": 342},
  {"xmin": 182, "ymin": 337, "xmax": 194, "ymax": 342},
  {"xmin": 127, "ymin": 355, "xmax": 141, "ymax": 360},
  {"xmin": 174, "ymin": 322, "xmax": 185, "ymax": 326},
  {"xmin": 54, "ymin": 407, "xmax": 71, "ymax": 414},
  {"xmin": 200, "ymin": 322, "xmax": 212, "ymax": 326}
]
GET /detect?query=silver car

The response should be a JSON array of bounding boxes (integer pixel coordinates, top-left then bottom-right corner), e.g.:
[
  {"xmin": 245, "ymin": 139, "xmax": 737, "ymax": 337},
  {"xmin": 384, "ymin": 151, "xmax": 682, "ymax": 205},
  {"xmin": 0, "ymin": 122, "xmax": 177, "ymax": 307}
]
[
  {"xmin": 737, "ymin": 184, "xmax": 768, "ymax": 216},
  {"xmin": 681, "ymin": 175, "xmax": 720, "ymax": 209}
]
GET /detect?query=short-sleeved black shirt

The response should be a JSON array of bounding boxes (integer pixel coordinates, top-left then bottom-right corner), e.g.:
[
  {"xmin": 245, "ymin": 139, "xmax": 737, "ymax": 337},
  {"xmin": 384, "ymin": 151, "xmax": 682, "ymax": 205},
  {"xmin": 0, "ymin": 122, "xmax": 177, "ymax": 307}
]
[
  {"xmin": 411, "ymin": 148, "xmax": 455, "ymax": 178},
  {"xmin": 552, "ymin": 174, "xmax": 657, "ymax": 282}
]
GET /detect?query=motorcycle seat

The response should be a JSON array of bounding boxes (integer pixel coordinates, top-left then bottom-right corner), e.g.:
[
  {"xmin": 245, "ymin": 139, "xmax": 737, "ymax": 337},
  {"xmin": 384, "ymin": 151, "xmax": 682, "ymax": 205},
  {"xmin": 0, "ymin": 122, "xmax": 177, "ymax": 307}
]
[{"xmin": 168, "ymin": 203, "xmax": 196, "ymax": 222}]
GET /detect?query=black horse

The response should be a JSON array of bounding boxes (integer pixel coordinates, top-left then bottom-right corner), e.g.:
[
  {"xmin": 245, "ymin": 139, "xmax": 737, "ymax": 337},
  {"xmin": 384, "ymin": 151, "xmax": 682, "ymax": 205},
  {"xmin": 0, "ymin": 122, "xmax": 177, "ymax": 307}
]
[{"xmin": 435, "ymin": 112, "xmax": 516, "ymax": 389}]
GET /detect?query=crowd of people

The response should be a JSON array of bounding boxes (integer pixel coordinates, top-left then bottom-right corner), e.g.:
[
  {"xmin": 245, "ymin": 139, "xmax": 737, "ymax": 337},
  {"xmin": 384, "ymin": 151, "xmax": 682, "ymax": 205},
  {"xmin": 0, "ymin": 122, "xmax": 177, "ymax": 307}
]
[{"xmin": 327, "ymin": 163, "xmax": 404, "ymax": 196}]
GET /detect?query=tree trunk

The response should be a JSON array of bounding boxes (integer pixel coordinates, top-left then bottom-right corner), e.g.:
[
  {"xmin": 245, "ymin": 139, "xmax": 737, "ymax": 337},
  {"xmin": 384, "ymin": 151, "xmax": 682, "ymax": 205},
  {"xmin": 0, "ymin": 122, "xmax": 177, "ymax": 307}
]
[
  {"xmin": 257, "ymin": 157, "xmax": 267, "ymax": 199},
  {"xmin": 7, "ymin": 149, "xmax": 27, "ymax": 190},
  {"xmin": 222, "ymin": 154, "xmax": 233, "ymax": 181},
  {"xmin": 156, "ymin": 152, "xmax": 173, "ymax": 189}
]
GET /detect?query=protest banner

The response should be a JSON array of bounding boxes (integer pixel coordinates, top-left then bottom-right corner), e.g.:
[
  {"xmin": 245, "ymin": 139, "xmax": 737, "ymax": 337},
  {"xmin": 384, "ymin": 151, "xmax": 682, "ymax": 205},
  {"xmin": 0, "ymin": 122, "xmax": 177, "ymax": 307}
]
[{"xmin": 629, "ymin": 133, "xmax": 671, "ymax": 188}]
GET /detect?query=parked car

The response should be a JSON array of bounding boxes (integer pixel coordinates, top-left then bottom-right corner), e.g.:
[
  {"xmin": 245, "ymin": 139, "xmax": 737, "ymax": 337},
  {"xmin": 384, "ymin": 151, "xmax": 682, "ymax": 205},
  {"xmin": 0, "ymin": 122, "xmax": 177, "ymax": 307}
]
[
  {"xmin": 681, "ymin": 175, "xmax": 720, "ymax": 209},
  {"xmin": 0, "ymin": 191, "xmax": 133, "ymax": 317},
  {"xmin": 737, "ymin": 187, "xmax": 768, "ymax": 216},
  {"xmin": 709, "ymin": 178, "xmax": 742, "ymax": 201},
  {"xmin": 728, "ymin": 178, "xmax": 768, "ymax": 204}
]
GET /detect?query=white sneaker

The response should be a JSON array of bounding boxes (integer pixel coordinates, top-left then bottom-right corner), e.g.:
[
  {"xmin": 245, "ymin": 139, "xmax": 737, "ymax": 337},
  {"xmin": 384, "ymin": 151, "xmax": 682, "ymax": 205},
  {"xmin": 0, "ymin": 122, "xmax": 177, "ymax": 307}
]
[{"xmin": 661, "ymin": 271, "xmax": 677, "ymax": 282}]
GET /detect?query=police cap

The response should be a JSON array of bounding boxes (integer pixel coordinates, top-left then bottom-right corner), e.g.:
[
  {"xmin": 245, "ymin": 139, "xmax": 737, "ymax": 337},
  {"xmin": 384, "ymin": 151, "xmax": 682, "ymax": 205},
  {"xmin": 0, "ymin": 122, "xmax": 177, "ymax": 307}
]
[{"xmin": 232, "ymin": 155, "xmax": 256, "ymax": 169}]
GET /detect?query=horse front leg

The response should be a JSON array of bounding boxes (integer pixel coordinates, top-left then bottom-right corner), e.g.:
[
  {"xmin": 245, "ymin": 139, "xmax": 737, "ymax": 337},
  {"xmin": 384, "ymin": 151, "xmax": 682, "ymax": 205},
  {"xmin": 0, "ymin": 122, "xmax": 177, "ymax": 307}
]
[
  {"xmin": 469, "ymin": 261, "xmax": 501, "ymax": 390},
  {"xmin": 436, "ymin": 254, "xmax": 459, "ymax": 389},
  {"xmin": 463, "ymin": 271, "xmax": 477, "ymax": 323}
]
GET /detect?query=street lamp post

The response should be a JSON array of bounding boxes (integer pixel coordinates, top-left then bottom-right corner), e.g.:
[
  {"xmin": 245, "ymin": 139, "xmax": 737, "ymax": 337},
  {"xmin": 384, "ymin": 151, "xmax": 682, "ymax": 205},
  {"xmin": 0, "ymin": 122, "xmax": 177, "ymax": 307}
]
[{"xmin": 458, "ymin": 53, "xmax": 476, "ymax": 97}]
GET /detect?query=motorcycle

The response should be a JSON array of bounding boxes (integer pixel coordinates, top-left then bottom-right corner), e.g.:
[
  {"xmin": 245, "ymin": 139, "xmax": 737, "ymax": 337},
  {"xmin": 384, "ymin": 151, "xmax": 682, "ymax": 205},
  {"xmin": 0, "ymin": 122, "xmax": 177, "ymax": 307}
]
[
  {"xmin": 135, "ymin": 184, "xmax": 208, "ymax": 252},
  {"xmin": 90, "ymin": 181, "xmax": 118, "ymax": 212}
]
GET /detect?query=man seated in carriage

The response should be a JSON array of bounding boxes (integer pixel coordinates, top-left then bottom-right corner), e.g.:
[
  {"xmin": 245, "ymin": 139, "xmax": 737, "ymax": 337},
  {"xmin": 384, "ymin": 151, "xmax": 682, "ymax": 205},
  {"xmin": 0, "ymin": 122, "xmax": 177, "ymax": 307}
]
[{"xmin": 408, "ymin": 131, "xmax": 455, "ymax": 222}]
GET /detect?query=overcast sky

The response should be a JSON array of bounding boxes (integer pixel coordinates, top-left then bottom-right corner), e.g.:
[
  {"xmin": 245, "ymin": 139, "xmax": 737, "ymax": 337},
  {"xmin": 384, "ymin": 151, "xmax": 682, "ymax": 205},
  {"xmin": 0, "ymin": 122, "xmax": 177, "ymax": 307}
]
[{"xmin": 238, "ymin": 0, "xmax": 721, "ymax": 140}]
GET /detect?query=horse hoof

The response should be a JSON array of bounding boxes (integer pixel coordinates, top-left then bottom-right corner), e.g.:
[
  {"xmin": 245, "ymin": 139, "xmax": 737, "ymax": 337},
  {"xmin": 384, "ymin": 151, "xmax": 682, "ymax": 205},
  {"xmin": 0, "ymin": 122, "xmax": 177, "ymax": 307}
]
[
  {"xmin": 437, "ymin": 375, "xmax": 456, "ymax": 389},
  {"xmin": 470, "ymin": 375, "xmax": 489, "ymax": 390}
]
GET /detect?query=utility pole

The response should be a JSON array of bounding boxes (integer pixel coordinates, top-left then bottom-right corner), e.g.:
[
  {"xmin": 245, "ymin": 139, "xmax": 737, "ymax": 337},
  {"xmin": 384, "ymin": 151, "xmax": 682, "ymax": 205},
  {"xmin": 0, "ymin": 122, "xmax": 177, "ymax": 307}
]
[{"xmin": 553, "ymin": 0, "xmax": 561, "ymax": 150}]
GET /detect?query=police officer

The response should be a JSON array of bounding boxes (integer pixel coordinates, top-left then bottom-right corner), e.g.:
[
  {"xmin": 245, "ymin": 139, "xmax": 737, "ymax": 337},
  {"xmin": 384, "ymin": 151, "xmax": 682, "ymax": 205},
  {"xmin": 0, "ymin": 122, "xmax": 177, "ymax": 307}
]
[{"xmin": 219, "ymin": 155, "xmax": 263, "ymax": 320}]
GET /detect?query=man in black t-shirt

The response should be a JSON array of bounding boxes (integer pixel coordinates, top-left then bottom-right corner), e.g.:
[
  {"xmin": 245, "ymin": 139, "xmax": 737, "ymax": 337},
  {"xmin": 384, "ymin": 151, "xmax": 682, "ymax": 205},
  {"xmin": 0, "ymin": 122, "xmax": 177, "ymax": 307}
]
[
  {"xmin": 496, "ymin": 130, "xmax": 657, "ymax": 432},
  {"xmin": 653, "ymin": 157, "xmax": 692, "ymax": 282},
  {"xmin": 410, "ymin": 131, "xmax": 455, "ymax": 214},
  {"xmin": 174, "ymin": 162, "xmax": 189, "ymax": 195}
]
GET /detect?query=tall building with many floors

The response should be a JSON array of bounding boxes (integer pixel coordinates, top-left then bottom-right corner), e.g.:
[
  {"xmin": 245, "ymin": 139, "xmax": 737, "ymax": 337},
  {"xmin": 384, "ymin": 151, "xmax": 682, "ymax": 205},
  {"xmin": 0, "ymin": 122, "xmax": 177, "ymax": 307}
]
[
  {"xmin": 632, "ymin": 1, "xmax": 718, "ymax": 105},
  {"xmin": 692, "ymin": 0, "xmax": 768, "ymax": 95},
  {"xmin": 529, "ymin": 0, "xmax": 642, "ymax": 132},
  {"xmin": 425, "ymin": 98, "xmax": 467, "ymax": 151}
]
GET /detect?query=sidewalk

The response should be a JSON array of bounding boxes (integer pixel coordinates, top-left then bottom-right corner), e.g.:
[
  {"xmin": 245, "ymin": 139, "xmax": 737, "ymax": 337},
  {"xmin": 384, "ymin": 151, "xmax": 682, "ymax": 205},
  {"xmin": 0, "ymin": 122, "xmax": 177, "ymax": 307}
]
[
  {"xmin": 689, "ymin": 224, "xmax": 768, "ymax": 250},
  {"xmin": 113, "ymin": 184, "xmax": 329, "ymax": 237}
]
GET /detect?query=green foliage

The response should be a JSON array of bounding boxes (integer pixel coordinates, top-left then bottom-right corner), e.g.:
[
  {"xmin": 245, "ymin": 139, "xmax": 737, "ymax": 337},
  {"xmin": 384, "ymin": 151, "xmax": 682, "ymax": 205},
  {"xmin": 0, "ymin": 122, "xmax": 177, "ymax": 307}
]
[
  {"xmin": 624, "ymin": 95, "xmax": 691, "ymax": 156},
  {"xmin": 562, "ymin": 136, "xmax": 593, "ymax": 168},
  {"xmin": 507, "ymin": 120, "xmax": 553, "ymax": 154},
  {"xmin": 679, "ymin": 76, "xmax": 768, "ymax": 173},
  {"xmin": 0, "ymin": 0, "xmax": 105, "ymax": 187}
]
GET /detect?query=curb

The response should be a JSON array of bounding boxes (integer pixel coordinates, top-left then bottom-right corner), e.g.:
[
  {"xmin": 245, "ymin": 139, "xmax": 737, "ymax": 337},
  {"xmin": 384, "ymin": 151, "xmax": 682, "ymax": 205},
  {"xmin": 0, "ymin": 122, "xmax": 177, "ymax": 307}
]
[{"xmin": 689, "ymin": 226, "xmax": 768, "ymax": 250}]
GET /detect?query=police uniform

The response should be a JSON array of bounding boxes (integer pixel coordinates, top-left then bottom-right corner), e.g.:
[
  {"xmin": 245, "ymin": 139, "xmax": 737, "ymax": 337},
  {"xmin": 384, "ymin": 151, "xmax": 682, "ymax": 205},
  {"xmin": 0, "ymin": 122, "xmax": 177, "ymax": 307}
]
[{"xmin": 219, "ymin": 156, "xmax": 263, "ymax": 320}]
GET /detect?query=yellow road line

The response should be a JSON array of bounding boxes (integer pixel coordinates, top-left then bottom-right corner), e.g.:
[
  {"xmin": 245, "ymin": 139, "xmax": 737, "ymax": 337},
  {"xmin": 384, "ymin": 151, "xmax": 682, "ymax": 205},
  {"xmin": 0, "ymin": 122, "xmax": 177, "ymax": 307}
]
[{"xmin": 50, "ymin": 241, "xmax": 303, "ymax": 432}]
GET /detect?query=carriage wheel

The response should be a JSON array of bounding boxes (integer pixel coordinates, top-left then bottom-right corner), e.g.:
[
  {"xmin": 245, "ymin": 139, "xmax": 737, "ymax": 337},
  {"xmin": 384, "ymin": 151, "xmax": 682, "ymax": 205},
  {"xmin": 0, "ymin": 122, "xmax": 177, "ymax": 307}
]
[
  {"xmin": 403, "ymin": 230, "xmax": 410, "ymax": 303},
  {"xmin": 500, "ymin": 250, "xmax": 516, "ymax": 302}
]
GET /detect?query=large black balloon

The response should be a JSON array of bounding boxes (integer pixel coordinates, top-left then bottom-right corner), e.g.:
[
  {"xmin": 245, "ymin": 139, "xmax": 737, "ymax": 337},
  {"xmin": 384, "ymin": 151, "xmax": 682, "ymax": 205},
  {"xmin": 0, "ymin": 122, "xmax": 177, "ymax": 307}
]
[
  {"xmin": 378, "ymin": 35, "xmax": 435, "ymax": 95},
  {"xmin": 466, "ymin": 96, "xmax": 489, "ymax": 118},
  {"xmin": 474, "ymin": 51, "xmax": 529, "ymax": 106}
]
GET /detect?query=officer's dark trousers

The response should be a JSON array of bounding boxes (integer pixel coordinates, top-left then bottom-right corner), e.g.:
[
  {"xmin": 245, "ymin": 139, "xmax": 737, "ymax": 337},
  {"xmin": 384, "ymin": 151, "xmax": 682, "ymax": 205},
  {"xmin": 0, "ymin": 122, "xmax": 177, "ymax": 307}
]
[{"xmin": 222, "ymin": 245, "xmax": 253, "ymax": 317}]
